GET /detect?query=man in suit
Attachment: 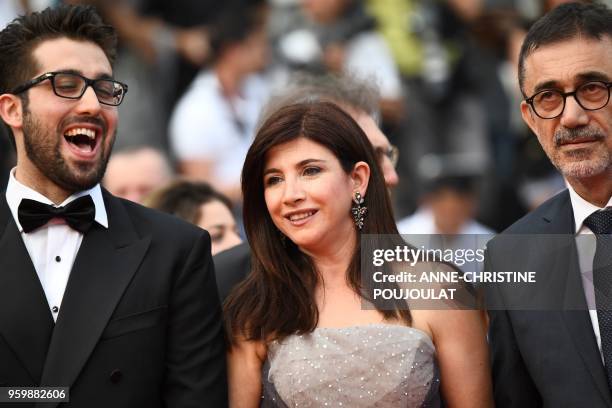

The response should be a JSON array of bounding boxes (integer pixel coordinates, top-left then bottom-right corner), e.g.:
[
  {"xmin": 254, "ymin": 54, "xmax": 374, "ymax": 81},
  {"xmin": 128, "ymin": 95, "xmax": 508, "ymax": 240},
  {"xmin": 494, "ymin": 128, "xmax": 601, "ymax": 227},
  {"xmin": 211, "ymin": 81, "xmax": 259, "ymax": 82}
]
[
  {"xmin": 0, "ymin": 5, "xmax": 227, "ymax": 407},
  {"xmin": 213, "ymin": 74, "xmax": 400, "ymax": 300},
  {"xmin": 486, "ymin": 2, "xmax": 612, "ymax": 407}
]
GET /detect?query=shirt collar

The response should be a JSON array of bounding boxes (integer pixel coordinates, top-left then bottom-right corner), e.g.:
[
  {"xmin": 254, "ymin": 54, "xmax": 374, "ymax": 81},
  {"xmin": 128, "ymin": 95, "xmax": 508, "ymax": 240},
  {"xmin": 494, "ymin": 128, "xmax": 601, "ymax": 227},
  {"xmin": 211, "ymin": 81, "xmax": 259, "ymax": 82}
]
[
  {"xmin": 5, "ymin": 167, "xmax": 109, "ymax": 232},
  {"xmin": 567, "ymin": 182, "xmax": 612, "ymax": 234}
]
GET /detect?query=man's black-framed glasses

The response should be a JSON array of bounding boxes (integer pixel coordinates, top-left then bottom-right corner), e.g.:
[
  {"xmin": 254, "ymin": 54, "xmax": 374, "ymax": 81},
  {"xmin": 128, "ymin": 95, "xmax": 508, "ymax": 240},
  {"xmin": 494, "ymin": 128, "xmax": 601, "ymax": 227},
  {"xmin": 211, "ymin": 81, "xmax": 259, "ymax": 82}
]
[
  {"xmin": 525, "ymin": 81, "xmax": 612, "ymax": 119},
  {"xmin": 10, "ymin": 72, "xmax": 128, "ymax": 106},
  {"xmin": 377, "ymin": 144, "xmax": 399, "ymax": 168}
]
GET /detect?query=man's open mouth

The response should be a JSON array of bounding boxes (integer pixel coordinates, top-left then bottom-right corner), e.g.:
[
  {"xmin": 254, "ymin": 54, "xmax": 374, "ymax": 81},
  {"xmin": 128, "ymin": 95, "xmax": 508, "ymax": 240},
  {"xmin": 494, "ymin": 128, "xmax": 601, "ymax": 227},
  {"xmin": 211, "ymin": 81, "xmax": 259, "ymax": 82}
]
[{"xmin": 64, "ymin": 127, "xmax": 98, "ymax": 153}]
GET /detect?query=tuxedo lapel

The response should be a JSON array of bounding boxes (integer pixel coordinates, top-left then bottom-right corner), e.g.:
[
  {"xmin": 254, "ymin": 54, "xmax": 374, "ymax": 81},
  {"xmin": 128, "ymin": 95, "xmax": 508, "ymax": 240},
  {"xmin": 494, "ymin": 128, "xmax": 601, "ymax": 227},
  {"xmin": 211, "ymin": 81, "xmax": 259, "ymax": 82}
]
[
  {"xmin": 39, "ymin": 193, "xmax": 151, "ymax": 397},
  {"xmin": 0, "ymin": 197, "xmax": 53, "ymax": 383},
  {"xmin": 542, "ymin": 192, "xmax": 612, "ymax": 404}
]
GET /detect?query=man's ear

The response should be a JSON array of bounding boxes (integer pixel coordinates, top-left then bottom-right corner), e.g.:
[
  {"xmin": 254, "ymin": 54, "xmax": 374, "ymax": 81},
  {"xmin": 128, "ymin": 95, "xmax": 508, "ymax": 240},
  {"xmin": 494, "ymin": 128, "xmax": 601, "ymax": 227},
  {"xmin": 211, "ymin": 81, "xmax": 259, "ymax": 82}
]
[
  {"xmin": 0, "ymin": 94, "xmax": 23, "ymax": 130},
  {"xmin": 520, "ymin": 100, "xmax": 538, "ymax": 136},
  {"xmin": 351, "ymin": 161, "xmax": 370, "ymax": 197}
]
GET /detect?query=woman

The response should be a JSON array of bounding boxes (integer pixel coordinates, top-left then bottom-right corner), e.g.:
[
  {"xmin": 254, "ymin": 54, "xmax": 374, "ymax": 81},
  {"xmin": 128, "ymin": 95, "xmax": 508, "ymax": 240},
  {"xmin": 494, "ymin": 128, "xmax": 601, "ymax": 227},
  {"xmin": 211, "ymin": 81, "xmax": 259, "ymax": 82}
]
[
  {"xmin": 224, "ymin": 102, "xmax": 493, "ymax": 407},
  {"xmin": 145, "ymin": 179, "xmax": 242, "ymax": 254}
]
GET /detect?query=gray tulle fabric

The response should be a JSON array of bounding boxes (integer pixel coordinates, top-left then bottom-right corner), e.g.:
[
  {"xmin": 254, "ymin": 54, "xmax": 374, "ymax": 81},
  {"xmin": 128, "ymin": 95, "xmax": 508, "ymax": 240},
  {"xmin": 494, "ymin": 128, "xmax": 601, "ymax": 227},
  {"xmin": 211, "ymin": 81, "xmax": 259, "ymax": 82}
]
[{"xmin": 260, "ymin": 324, "xmax": 441, "ymax": 407}]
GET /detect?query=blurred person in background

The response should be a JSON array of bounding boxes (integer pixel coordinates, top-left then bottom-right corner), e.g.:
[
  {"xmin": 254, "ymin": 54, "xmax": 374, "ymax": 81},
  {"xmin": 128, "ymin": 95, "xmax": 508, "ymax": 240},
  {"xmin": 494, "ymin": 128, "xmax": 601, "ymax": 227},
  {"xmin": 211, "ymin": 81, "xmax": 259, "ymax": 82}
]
[
  {"xmin": 398, "ymin": 175, "xmax": 494, "ymax": 236},
  {"xmin": 214, "ymin": 73, "xmax": 399, "ymax": 300},
  {"xmin": 397, "ymin": 174, "xmax": 494, "ymax": 280},
  {"xmin": 272, "ymin": 0, "xmax": 403, "ymax": 124},
  {"xmin": 364, "ymin": 0, "xmax": 492, "ymax": 222},
  {"xmin": 169, "ymin": 1, "xmax": 270, "ymax": 202},
  {"xmin": 102, "ymin": 146, "xmax": 173, "ymax": 204},
  {"xmin": 146, "ymin": 179, "xmax": 242, "ymax": 255}
]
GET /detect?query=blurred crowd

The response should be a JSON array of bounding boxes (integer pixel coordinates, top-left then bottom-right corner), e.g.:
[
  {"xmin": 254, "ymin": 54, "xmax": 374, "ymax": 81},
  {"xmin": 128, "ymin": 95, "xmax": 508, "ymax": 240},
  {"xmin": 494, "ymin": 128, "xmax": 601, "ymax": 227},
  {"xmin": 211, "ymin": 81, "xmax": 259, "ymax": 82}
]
[{"xmin": 2, "ymin": 0, "xmax": 610, "ymax": 244}]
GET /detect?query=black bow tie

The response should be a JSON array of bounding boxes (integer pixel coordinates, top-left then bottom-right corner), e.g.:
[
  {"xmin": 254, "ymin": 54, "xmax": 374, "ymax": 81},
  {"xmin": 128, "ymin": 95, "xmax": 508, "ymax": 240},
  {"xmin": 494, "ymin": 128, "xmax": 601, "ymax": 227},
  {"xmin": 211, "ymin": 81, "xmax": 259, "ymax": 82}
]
[{"xmin": 18, "ymin": 195, "xmax": 96, "ymax": 233}]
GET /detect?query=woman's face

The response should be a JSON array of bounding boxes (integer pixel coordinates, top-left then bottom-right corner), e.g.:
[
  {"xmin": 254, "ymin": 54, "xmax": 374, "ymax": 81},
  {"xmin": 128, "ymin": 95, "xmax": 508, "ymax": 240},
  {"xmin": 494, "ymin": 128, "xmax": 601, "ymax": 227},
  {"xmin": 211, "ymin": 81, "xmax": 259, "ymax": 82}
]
[
  {"xmin": 263, "ymin": 137, "xmax": 363, "ymax": 254},
  {"xmin": 197, "ymin": 200, "xmax": 242, "ymax": 255}
]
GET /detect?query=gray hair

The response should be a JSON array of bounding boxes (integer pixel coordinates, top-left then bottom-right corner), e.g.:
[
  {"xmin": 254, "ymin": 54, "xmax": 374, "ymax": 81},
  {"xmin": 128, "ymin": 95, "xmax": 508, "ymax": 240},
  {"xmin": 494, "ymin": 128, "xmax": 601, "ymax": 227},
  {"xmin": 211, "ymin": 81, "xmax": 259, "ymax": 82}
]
[{"xmin": 260, "ymin": 73, "xmax": 381, "ymax": 127}]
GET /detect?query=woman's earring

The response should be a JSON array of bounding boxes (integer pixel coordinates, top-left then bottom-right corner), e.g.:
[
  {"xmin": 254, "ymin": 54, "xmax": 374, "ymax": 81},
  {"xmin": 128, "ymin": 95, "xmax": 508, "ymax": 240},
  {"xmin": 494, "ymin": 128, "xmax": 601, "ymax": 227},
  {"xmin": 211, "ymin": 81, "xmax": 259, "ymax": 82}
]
[{"xmin": 351, "ymin": 191, "xmax": 367, "ymax": 230}]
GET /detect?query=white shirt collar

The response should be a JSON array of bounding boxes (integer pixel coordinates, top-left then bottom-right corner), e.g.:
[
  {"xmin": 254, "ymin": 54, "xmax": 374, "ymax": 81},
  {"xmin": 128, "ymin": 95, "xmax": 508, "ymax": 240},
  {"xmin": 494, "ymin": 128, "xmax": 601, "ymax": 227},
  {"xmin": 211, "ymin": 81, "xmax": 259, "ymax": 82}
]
[
  {"xmin": 5, "ymin": 168, "xmax": 109, "ymax": 232},
  {"xmin": 567, "ymin": 182, "xmax": 612, "ymax": 234}
]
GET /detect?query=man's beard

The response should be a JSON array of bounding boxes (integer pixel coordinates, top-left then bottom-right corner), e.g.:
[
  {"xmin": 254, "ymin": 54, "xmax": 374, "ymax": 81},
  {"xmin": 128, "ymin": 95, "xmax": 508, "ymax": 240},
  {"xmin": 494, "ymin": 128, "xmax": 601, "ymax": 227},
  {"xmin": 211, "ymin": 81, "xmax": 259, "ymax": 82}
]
[
  {"xmin": 550, "ymin": 126, "xmax": 611, "ymax": 179},
  {"xmin": 22, "ymin": 109, "xmax": 114, "ymax": 193}
]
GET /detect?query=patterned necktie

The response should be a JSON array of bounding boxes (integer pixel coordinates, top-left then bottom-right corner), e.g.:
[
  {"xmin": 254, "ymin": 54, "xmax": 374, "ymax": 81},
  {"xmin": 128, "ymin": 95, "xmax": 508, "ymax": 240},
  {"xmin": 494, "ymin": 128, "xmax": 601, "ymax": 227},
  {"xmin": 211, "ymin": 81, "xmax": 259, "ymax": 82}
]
[
  {"xmin": 584, "ymin": 209, "xmax": 612, "ymax": 389},
  {"xmin": 18, "ymin": 195, "xmax": 96, "ymax": 234}
]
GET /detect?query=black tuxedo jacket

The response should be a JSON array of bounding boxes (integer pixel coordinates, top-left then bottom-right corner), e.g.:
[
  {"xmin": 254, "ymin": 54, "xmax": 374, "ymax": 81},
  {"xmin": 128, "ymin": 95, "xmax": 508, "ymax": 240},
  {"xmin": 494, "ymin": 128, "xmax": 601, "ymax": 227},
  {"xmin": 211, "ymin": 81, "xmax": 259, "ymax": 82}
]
[
  {"xmin": 0, "ymin": 190, "xmax": 227, "ymax": 407},
  {"xmin": 486, "ymin": 190, "xmax": 612, "ymax": 407}
]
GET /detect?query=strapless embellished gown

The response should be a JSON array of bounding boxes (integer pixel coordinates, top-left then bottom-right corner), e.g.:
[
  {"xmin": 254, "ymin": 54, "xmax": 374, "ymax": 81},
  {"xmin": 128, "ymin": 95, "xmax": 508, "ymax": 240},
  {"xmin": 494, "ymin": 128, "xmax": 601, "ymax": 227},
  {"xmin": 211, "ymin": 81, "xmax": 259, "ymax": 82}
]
[{"xmin": 260, "ymin": 324, "xmax": 441, "ymax": 407}]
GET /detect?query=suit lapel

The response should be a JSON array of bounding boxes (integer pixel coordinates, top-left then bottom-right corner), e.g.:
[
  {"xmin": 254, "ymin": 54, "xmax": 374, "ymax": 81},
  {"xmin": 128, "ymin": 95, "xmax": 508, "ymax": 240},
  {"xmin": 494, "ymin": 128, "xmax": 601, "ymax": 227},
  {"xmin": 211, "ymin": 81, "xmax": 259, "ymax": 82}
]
[
  {"xmin": 541, "ymin": 192, "xmax": 612, "ymax": 404},
  {"xmin": 39, "ymin": 193, "xmax": 150, "ymax": 396},
  {"xmin": 537, "ymin": 193, "xmax": 588, "ymax": 308},
  {"xmin": 0, "ymin": 197, "xmax": 54, "ymax": 383}
]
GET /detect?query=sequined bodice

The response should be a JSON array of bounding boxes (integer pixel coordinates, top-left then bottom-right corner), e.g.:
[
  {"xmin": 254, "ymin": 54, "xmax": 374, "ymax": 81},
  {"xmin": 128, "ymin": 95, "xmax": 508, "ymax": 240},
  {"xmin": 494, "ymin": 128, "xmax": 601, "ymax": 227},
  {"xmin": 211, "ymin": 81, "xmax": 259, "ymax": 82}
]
[{"xmin": 261, "ymin": 324, "xmax": 440, "ymax": 407}]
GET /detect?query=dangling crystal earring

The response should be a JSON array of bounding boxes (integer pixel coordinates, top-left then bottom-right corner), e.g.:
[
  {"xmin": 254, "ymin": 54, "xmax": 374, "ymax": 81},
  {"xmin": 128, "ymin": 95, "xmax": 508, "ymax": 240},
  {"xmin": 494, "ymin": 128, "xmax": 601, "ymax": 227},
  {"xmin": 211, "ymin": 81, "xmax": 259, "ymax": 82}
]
[{"xmin": 351, "ymin": 191, "xmax": 367, "ymax": 230}]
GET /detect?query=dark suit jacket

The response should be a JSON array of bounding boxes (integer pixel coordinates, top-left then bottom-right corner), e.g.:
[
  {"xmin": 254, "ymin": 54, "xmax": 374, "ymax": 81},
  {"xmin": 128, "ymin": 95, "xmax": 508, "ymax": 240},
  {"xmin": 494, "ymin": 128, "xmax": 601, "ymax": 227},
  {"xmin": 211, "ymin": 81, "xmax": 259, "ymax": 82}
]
[
  {"xmin": 213, "ymin": 242, "xmax": 251, "ymax": 302},
  {"xmin": 0, "ymin": 190, "xmax": 227, "ymax": 407},
  {"xmin": 486, "ymin": 190, "xmax": 612, "ymax": 407}
]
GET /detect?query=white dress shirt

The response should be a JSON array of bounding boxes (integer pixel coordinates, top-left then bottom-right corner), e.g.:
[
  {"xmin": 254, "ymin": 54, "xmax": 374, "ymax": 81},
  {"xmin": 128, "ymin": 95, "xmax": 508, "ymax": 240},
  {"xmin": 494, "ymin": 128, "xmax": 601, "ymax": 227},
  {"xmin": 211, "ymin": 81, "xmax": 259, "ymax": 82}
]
[
  {"xmin": 5, "ymin": 169, "xmax": 108, "ymax": 321},
  {"xmin": 568, "ymin": 185, "xmax": 612, "ymax": 359}
]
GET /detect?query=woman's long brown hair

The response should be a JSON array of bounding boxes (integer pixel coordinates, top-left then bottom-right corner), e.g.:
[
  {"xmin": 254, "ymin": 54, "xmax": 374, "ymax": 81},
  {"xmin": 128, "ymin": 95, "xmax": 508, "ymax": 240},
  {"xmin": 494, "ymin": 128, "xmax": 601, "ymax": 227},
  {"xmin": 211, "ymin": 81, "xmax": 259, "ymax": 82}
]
[{"xmin": 224, "ymin": 102, "xmax": 410, "ymax": 344}]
